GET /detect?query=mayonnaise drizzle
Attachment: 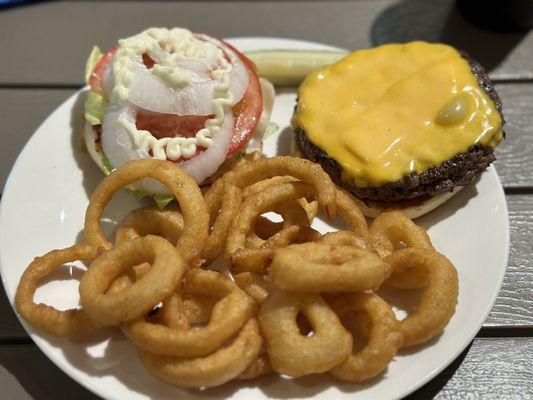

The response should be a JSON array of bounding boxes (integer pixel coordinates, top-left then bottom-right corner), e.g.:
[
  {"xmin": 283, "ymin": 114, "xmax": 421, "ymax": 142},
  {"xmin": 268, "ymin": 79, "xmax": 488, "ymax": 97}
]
[{"xmin": 109, "ymin": 27, "xmax": 234, "ymax": 161}]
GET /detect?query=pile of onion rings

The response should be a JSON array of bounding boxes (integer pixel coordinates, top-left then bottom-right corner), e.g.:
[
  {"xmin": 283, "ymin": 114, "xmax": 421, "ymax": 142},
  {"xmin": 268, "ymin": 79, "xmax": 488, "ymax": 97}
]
[{"xmin": 15, "ymin": 155, "xmax": 458, "ymax": 388}]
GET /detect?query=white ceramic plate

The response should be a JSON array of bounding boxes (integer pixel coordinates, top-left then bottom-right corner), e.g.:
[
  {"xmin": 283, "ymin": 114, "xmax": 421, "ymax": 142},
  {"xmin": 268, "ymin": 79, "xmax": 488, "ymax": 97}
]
[{"xmin": 0, "ymin": 38, "xmax": 509, "ymax": 400}]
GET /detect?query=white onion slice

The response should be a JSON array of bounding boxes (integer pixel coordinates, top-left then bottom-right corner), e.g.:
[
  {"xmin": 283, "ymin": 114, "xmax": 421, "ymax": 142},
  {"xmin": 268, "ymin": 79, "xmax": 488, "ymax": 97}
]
[
  {"xmin": 198, "ymin": 35, "xmax": 249, "ymax": 106},
  {"xmin": 101, "ymin": 63, "xmax": 115, "ymax": 98},
  {"xmin": 128, "ymin": 68, "xmax": 217, "ymax": 115},
  {"xmin": 177, "ymin": 110, "xmax": 234, "ymax": 183},
  {"xmin": 101, "ymin": 106, "xmax": 148, "ymax": 168}
]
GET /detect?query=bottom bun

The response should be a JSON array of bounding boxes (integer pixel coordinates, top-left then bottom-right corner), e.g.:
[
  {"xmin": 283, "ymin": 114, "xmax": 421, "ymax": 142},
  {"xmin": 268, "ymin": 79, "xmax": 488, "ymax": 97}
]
[
  {"xmin": 289, "ymin": 136, "xmax": 463, "ymax": 219},
  {"xmin": 84, "ymin": 121, "xmax": 110, "ymax": 176}
]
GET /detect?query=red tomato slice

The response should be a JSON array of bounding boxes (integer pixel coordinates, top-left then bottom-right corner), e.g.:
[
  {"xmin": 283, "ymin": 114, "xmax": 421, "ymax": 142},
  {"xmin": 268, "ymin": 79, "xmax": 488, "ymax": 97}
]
[
  {"xmin": 88, "ymin": 45, "xmax": 118, "ymax": 95},
  {"xmin": 136, "ymin": 112, "xmax": 213, "ymax": 139},
  {"xmin": 89, "ymin": 39, "xmax": 263, "ymax": 158},
  {"xmin": 223, "ymin": 42, "xmax": 263, "ymax": 156}
]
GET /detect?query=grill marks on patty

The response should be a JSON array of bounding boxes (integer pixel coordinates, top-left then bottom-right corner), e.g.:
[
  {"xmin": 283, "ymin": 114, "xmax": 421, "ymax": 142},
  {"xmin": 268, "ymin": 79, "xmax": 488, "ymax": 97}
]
[{"xmin": 293, "ymin": 51, "xmax": 504, "ymax": 204}]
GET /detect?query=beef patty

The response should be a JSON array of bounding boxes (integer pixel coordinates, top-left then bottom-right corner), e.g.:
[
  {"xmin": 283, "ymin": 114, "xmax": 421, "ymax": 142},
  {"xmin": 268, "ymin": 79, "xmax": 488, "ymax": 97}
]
[{"xmin": 293, "ymin": 52, "xmax": 504, "ymax": 204}]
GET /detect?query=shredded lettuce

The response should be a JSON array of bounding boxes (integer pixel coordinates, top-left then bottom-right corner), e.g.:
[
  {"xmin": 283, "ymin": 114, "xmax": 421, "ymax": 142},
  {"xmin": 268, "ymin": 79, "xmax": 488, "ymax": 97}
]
[
  {"xmin": 85, "ymin": 91, "xmax": 108, "ymax": 126},
  {"xmin": 263, "ymin": 122, "xmax": 279, "ymax": 140},
  {"xmin": 154, "ymin": 195, "xmax": 175, "ymax": 209},
  {"xmin": 85, "ymin": 46, "xmax": 102, "ymax": 84},
  {"xmin": 131, "ymin": 189, "xmax": 147, "ymax": 200},
  {"xmin": 129, "ymin": 189, "xmax": 174, "ymax": 209},
  {"xmin": 101, "ymin": 152, "xmax": 113, "ymax": 175}
]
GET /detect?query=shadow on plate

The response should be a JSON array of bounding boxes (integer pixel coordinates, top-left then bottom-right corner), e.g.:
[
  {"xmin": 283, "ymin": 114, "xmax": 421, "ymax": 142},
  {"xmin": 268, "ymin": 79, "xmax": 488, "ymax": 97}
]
[
  {"xmin": 371, "ymin": 0, "xmax": 528, "ymax": 72},
  {"xmin": 69, "ymin": 90, "xmax": 103, "ymax": 199},
  {"xmin": 416, "ymin": 177, "xmax": 479, "ymax": 231}
]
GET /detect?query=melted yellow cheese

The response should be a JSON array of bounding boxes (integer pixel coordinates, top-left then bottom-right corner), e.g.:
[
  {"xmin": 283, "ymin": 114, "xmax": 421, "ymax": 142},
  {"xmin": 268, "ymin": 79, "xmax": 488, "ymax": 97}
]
[{"xmin": 292, "ymin": 41, "xmax": 503, "ymax": 187}]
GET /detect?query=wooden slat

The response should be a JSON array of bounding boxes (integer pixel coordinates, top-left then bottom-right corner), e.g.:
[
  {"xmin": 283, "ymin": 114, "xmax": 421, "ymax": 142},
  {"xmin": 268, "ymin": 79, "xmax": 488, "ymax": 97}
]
[
  {"xmin": 0, "ymin": 338, "xmax": 530, "ymax": 399},
  {"xmin": 493, "ymin": 83, "xmax": 533, "ymax": 188},
  {"xmin": 485, "ymin": 194, "xmax": 533, "ymax": 326},
  {"xmin": 0, "ymin": 192, "xmax": 530, "ymax": 340},
  {"xmin": 1, "ymin": 0, "xmax": 533, "ymax": 85},
  {"xmin": 408, "ymin": 338, "xmax": 533, "ymax": 399},
  {"xmin": 0, "ymin": 89, "xmax": 76, "ymax": 190}
]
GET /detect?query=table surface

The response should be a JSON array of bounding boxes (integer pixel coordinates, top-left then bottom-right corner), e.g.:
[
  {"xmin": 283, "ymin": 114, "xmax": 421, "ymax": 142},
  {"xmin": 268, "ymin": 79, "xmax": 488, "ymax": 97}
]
[{"xmin": 0, "ymin": 1, "xmax": 532, "ymax": 399}]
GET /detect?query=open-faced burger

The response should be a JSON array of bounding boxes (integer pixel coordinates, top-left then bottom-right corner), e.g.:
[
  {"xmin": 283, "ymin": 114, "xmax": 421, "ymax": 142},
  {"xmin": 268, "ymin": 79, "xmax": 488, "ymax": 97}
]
[
  {"xmin": 84, "ymin": 27, "xmax": 275, "ymax": 205},
  {"xmin": 291, "ymin": 41, "xmax": 504, "ymax": 218}
]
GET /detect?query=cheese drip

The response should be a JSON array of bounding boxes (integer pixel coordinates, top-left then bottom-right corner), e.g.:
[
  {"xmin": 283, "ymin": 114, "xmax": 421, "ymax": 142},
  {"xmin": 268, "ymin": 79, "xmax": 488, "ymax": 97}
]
[{"xmin": 292, "ymin": 41, "xmax": 503, "ymax": 187}]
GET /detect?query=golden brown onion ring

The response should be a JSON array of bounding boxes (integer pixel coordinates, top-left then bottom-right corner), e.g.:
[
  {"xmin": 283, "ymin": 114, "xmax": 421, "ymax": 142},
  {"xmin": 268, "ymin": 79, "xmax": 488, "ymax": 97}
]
[
  {"xmin": 114, "ymin": 205, "xmax": 184, "ymax": 246},
  {"xmin": 270, "ymin": 242, "xmax": 391, "ymax": 293},
  {"xmin": 207, "ymin": 156, "xmax": 337, "ymax": 219},
  {"xmin": 369, "ymin": 211, "xmax": 433, "ymax": 289},
  {"xmin": 122, "ymin": 269, "xmax": 254, "ymax": 357},
  {"xmin": 238, "ymin": 354, "xmax": 273, "ymax": 380},
  {"xmin": 329, "ymin": 293, "xmax": 403, "ymax": 383},
  {"xmin": 84, "ymin": 159, "xmax": 208, "ymax": 264},
  {"xmin": 79, "ymin": 235, "xmax": 184, "ymax": 326},
  {"xmin": 137, "ymin": 319, "xmax": 262, "ymax": 388},
  {"xmin": 233, "ymin": 272, "xmax": 273, "ymax": 305},
  {"xmin": 385, "ymin": 248, "xmax": 458, "ymax": 347},
  {"xmin": 316, "ymin": 230, "xmax": 373, "ymax": 251},
  {"xmin": 259, "ymin": 290, "xmax": 352, "ymax": 377},
  {"xmin": 15, "ymin": 244, "xmax": 102, "ymax": 336},
  {"xmin": 202, "ymin": 183, "xmax": 242, "ymax": 263}
]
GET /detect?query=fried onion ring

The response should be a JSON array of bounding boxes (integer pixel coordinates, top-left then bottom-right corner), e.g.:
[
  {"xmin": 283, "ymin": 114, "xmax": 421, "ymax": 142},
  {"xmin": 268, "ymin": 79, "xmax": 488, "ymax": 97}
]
[
  {"xmin": 114, "ymin": 206, "xmax": 184, "ymax": 246},
  {"xmin": 270, "ymin": 242, "xmax": 391, "ymax": 293},
  {"xmin": 230, "ymin": 225, "xmax": 321, "ymax": 274},
  {"xmin": 259, "ymin": 290, "xmax": 352, "ymax": 376},
  {"xmin": 137, "ymin": 319, "xmax": 262, "ymax": 388},
  {"xmin": 369, "ymin": 211, "xmax": 433, "ymax": 289},
  {"xmin": 15, "ymin": 243, "xmax": 102, "ymax": 336},
  {"xmin": 238, "ymin": 354, "xmax": 273, "ymax": 380},
  {"xmin": 329, "ymin": 293, "xmax": 403, "ymax": 383},
  {"xmin": 316, "ymin": 231, "xmax": 373, "ymax": 251},
  {"xmin": 202, "ymin": 183, "xmax": 242, "ymax": 262},
  {"xmin": 122, "ymin": 269, "xmax": 255, "ymax": 357},
  {"xmin": 207, "ymin": 156, "xmax": 337, "ymax": 219},
  {"xmin": 385, "ymin": 248, "xmax": 458, "ymax": 347},
  {"xmin": 84, "ymin": 159, "xmax": 209, "ymax": 263},
  {"xmin": 79, "ymin": 235, "xmax": 184, "ymax": 325},
  {"xmin": 234, "ymin": 272, "xmax": 273, "ymax": 304}
]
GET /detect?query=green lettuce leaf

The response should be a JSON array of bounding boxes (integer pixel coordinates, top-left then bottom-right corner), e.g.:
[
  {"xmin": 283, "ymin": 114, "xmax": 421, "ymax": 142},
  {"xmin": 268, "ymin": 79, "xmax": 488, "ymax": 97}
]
[
  {"xmin": 263, "ymin": 122, "xmax": 279, "ymax": 140},
  {"xmin": 85, "ymin": 46, "xmax": 102, "ymax": 84},
  {"xmin": 154, "ymin": 194, "xmax": 175, "ymax": 209},
  {"xmin": 85, "ymin": 90, "xmax": 108, "ymax": 126},
  {"xmin": 129, "ymin": 190, "xmax": 174, "ymax": 209}
]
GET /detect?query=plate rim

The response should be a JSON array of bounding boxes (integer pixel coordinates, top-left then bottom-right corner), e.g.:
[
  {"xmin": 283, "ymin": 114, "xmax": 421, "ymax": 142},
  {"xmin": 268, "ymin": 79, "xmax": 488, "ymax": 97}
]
[{"xmin": 0, "ymin": 36, "xmax": 510, "ymax": 400}]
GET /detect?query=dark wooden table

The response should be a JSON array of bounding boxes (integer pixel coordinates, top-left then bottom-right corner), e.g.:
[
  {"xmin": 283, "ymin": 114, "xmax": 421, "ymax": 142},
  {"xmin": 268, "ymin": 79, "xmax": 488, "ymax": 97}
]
[{"xmin": 0, "ymin": 1, "xmax": 532, "ymax": 399}]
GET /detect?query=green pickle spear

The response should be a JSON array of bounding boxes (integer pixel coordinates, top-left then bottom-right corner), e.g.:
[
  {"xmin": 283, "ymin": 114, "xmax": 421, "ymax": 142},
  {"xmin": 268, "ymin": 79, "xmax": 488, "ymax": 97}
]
[{"xmin": 243, "ymin": 50, "xmax": 348, "ymax": 86}]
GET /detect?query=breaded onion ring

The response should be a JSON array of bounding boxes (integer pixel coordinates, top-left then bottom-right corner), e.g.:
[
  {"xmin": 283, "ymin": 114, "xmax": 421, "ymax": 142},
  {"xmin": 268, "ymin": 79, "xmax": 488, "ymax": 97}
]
[
  {"xmin": 84, "ymin": 159, "xmax": 209, "ymax": 264},
  {"xmin": 233, "ymin": 272, "xmax": 273, "ymax": 304},
  {"xmin": 329, "ymin": 293, "xmax": 403, "ymax": 383},
  {"xmin": 369, "ymin": 211, "xmax": 433, "ymax": 289},
  {"xmin": 259, "ymin": 290, "xmax": 352, "ymax": 377},
  {"xmin": 15, "ymin": 243, "xmax": 102, "ymax": 336},
  {"xmin": 231, "ymin": 225, "xmax": 321, "ymax": 274},
  {"xmin": 238, "ymin": 354, "xmax": 273, "ymax": 380},
  {"xmin": 114, "ymin": 206, "xmax": 184, "ymax": 246},
  {"xmin": 270, "ymin": 242, "xmax": 391, "ymax": 293},
  {"xmin": 202, "ymin": 183, "xmax": 242, "ymax": 263},
  {"xmin": 79, "ymin": 235, "xmax": 184, "ymax": 325},
  {"xmin": 122, "ymin": 269, "xmax": 255, "ymax": 357},
  {"xmin": 316, "ymin": 230, "xmax": 373, "ymax": 251},
  {"xmin": 385, "ymin": 248, "xmax": 458, "ymax": 347},
  {"xmin": 137, "ymin": 319, "xmax": 262, "ymax": 388},
  {"xmin": 208, "ymin": 156, "xmax": 337, "ymax": 219},
  {"xmin": 243, "ymin": 175, "xmax": 318, "ymax": 222}
]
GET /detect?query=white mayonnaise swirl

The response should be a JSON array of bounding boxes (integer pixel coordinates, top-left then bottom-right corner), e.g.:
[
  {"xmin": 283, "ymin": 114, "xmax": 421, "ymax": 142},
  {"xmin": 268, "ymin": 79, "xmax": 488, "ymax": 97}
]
[{"xmin": 108, "ymin": 27, "xmax": 234, "ymax": 160}]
